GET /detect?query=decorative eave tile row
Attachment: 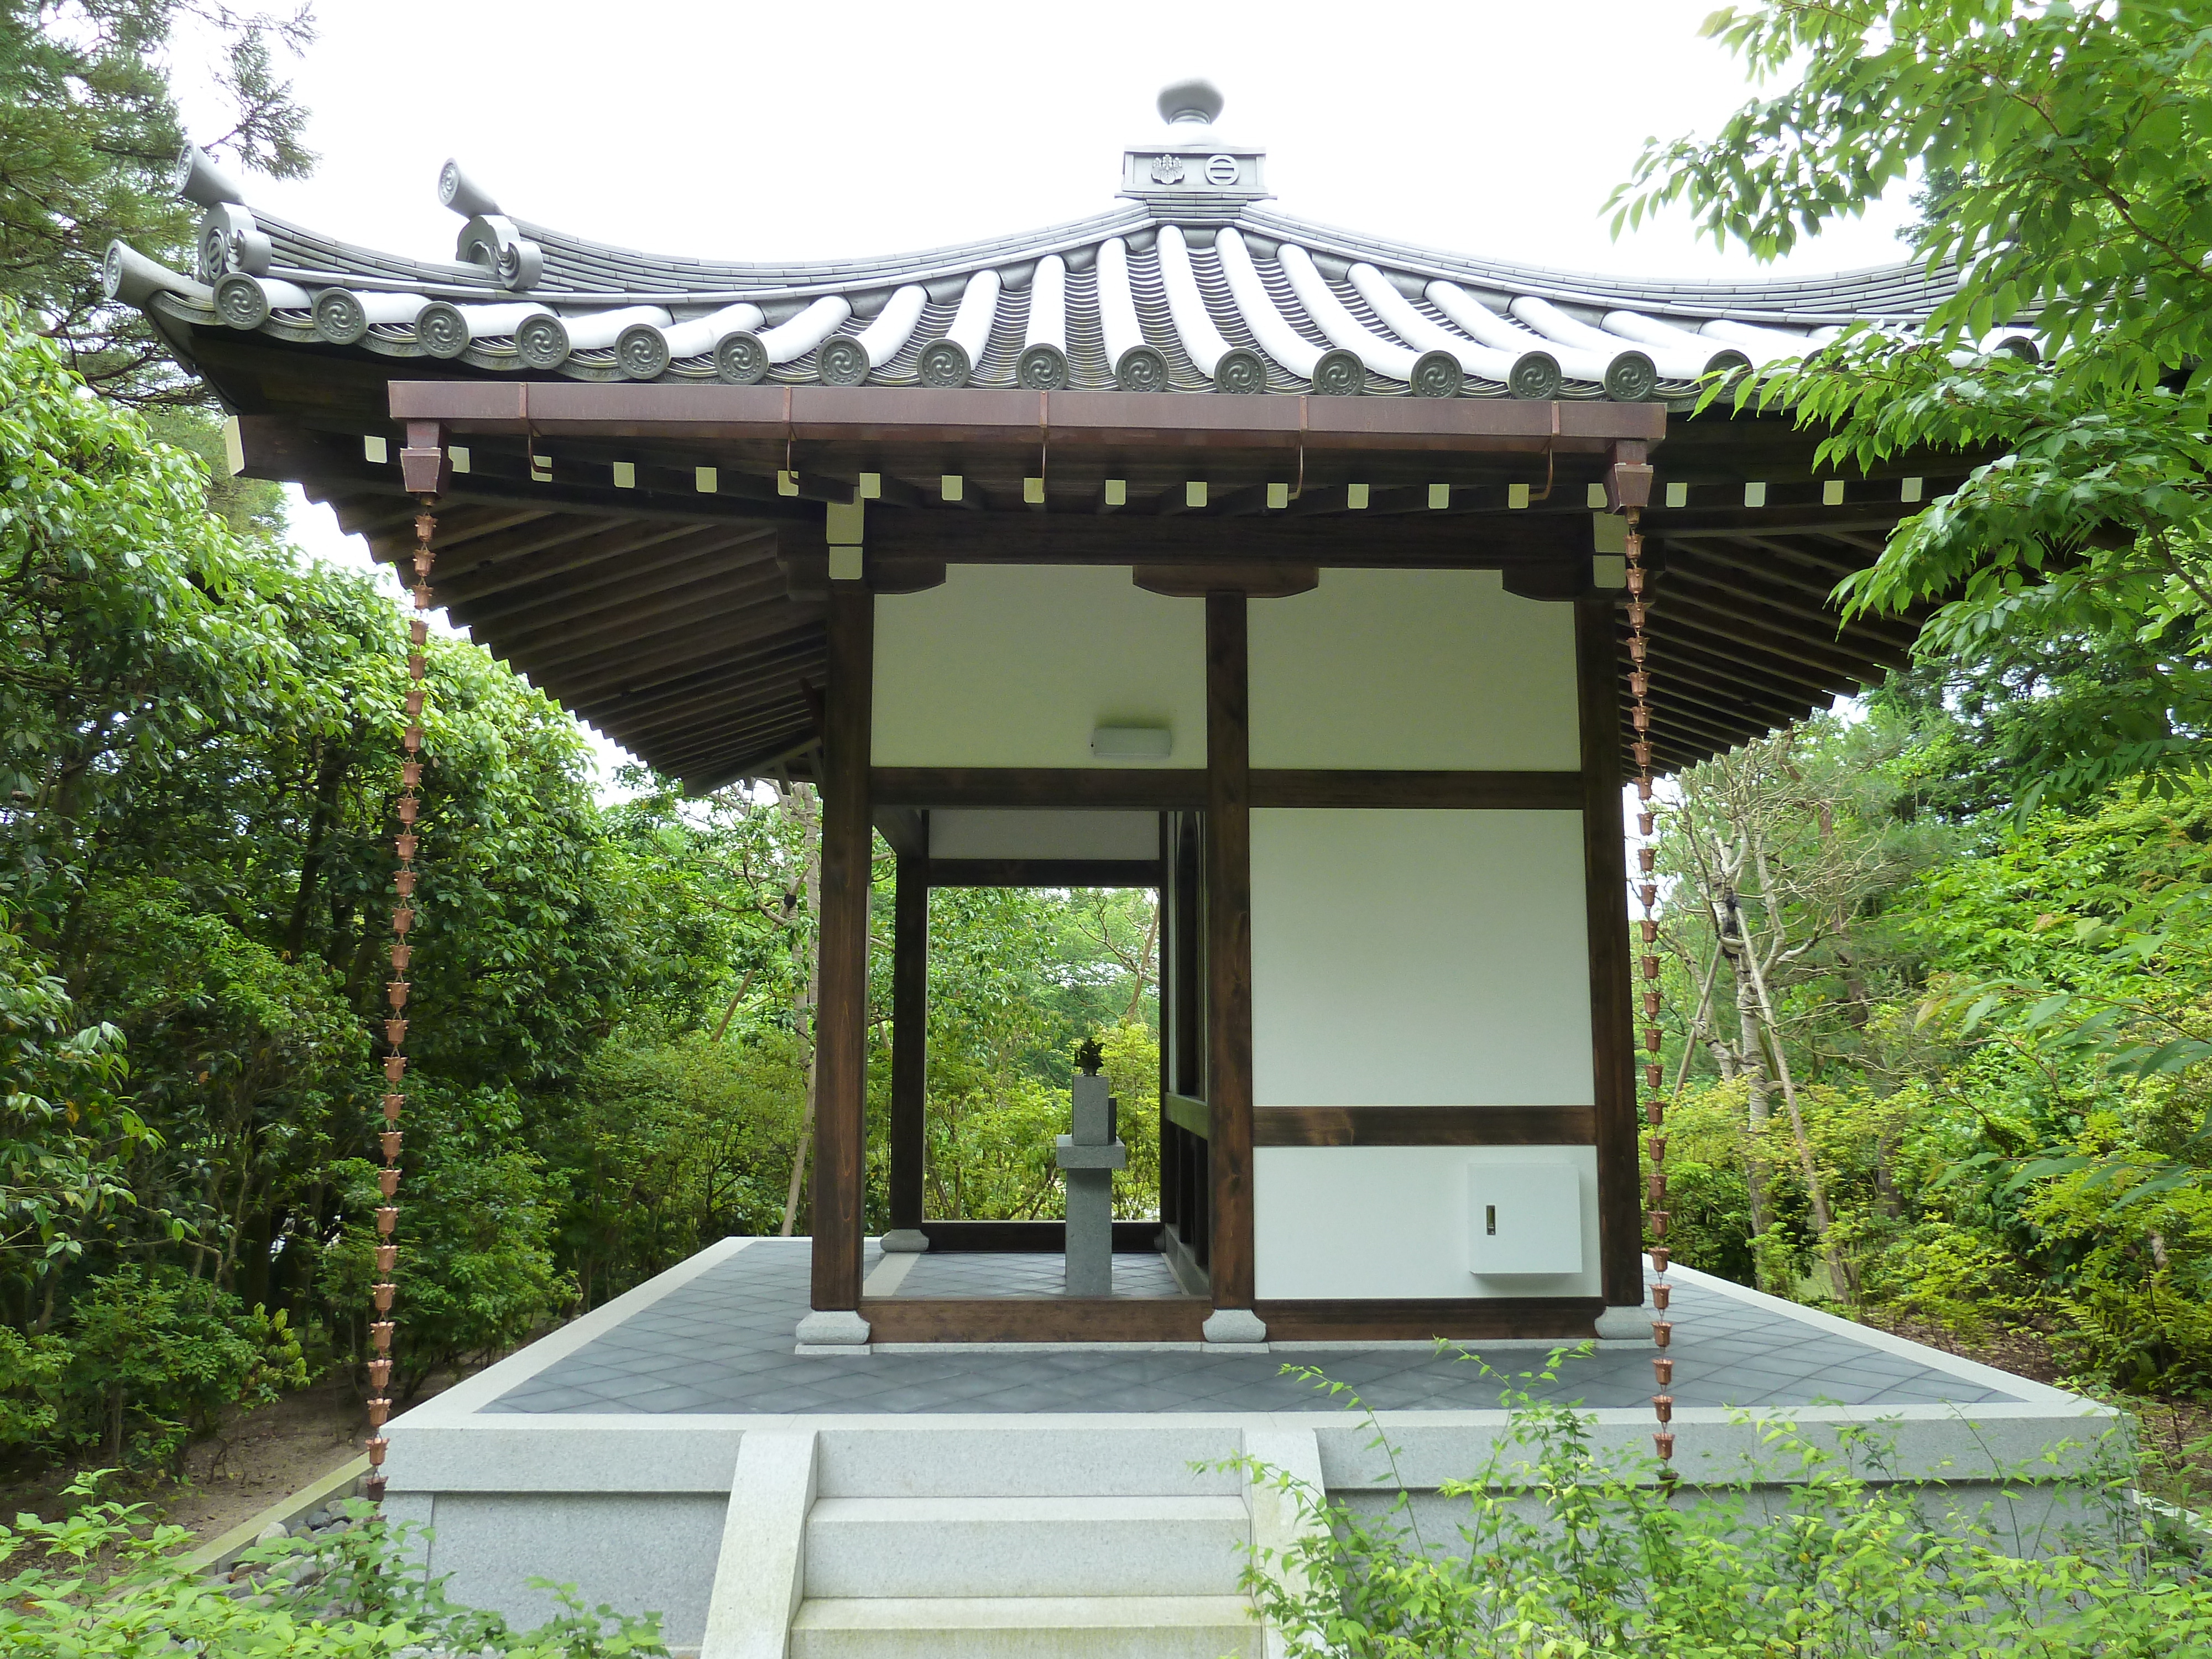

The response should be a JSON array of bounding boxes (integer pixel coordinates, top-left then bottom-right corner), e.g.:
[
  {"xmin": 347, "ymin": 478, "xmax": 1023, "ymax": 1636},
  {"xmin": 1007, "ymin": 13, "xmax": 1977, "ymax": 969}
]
[{"xmin": 108, "ymin": 144, "xmax": 2034, "ymax": 404}]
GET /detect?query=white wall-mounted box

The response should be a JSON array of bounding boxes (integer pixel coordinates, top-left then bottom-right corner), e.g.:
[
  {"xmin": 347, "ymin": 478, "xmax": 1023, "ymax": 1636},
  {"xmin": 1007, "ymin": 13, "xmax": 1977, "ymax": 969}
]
[{"xmin": 1468, "ymin": 1161, "xmax": 1583, "ymax": 1277}]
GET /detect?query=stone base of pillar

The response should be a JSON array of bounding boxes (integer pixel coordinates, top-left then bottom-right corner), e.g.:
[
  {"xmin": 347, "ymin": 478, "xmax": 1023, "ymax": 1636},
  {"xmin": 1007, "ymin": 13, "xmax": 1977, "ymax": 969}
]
[
  {"xmin": 878, "ymin": 1229, "xmax": 930, "ymax": 1253},
  {"xmin": 794, "ymin": 1308, "xmax": 872, "ymax": 1354},
  {"xmin": 1202, "ymin": 1307, "xmax": 1268, "ymax": 1346},
  {"xmin": 1593, "ymin": 1305, "xmax": 1653, "ymax": 1342}
]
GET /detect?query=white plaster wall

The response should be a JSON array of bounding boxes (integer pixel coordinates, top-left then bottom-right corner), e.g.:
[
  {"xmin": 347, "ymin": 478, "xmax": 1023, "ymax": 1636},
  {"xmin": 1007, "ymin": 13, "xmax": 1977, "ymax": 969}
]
[
  {"xmin": 928, "ymin": 808, "xmax": 1160, "ymax": 860},
  {"xmin": 1255, "ymin": 1144, "xmax": 1601, "ymax": 1300},
  {"xmin": 872, "ymin": 565, "xmax": 1206, "ymax": 768},
  {"xmin": 1250, "ymin": 808, "xmax": 1593, "ymax": 1108},
  {"xmin": 1248, "ymin": 567, "xmax": 1579, "ymax": 769}
]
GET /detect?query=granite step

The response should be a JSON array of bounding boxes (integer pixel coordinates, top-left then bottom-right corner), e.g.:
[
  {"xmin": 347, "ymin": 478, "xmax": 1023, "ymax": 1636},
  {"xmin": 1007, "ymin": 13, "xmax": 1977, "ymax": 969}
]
[
  {"xmin": 803, "ymin": 1494, "xmax": 1248, "ymax": 1599},
  {"xmin": 788, "ymin": 1594, "xmax": 1264, "ymax": 1659}
]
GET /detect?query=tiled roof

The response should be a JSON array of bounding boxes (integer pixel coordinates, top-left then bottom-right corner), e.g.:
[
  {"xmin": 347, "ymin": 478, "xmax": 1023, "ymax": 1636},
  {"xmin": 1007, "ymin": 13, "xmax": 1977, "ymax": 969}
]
[{"xmin": 111, "ymin": 95, "xmax": 2012, "ymax": 405}]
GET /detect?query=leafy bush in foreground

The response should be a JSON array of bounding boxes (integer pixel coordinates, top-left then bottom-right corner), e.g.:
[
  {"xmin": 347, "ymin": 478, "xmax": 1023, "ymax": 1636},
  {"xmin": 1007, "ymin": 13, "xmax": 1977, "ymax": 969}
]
[
  {"xmin": 1231, "ymin": 1353, "xmax": 2212, "ymax": 1657},
  {"xmin": 0, "ymin": 1478, "xmax": 666, "ymax": 1658}
]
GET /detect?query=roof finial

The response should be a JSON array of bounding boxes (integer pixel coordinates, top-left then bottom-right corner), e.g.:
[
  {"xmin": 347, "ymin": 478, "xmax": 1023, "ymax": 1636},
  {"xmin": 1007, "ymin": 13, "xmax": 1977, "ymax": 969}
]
[{"xmin": 1157, "ymin": 78, "xmax": 1224, "ymax": 127}]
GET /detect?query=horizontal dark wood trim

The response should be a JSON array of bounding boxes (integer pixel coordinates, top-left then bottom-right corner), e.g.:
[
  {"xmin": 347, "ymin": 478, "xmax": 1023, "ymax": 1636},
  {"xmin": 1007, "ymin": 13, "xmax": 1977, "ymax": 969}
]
[
  {"xmin": 1163, "ymin": 1092, "xmax": 1210, "ymax": 1140},
  {"xmin": 860, "ymin": 1295, "xmax": 1210, "ymax": 1343},
  {"xmin": 927, "ymin": 858, "xmax": 1162, "ymax": 889},
  {"xmin": 1249, "ymin": 770, "xmax": 1583, "ymax": 810},
  {"xmin": 916, "ymin": 1219, "xmax": 1165, "ymax": 1254},
  {"xmin": 1255, "ymin": 1104, "xmax": 1595, "ymax": 1147},
  {"xmin": 872, "ymin": 768, "xmax": 1207, "ymax": 808},
  {"xmin": 1256, "ymin": 1297, "xmax": 1604, "ymax": 1343}
]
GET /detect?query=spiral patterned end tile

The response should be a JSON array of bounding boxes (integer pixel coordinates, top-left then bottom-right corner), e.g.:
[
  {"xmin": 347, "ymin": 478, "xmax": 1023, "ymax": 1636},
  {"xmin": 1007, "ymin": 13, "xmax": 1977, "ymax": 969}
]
[
  {"xmin": 817, "ymin": 335, "xmax": 870, "ymax": 387},
  {"xmin": 99, "ymin": 243, "xmax": 125, "ymax": 302},
  {"xmin": 716, "ymin": 331, "xmax": 768, "ymax": 385},
  {"xmin": 437, "ymin": 160, "xmax": 465, "ymax": 209},
  {"xmin": 618, "ymin": 323, "xmax": 673, "ymax": 381},
  {"xmin": 495, "ymin": 239, "xmax": 544, "ymax": 292},
  {"xmin": 1016, "ymin": 343, "xmax": 1069, "ymax": 390},
  {"xmin": 1507, "ymin": 350, "xmax": 1563, "ymax": 402},
  {"xmin": 1410, "ymin": 349, "xmax": 1464, "ymax": 399},
  {"xmin": 1703, "ymin": 349, "xmax": 1751, "ymax": 379},
  {"xmin": 1603, "ymin": 351, "xmax": 1660, "ymax": 404},
  {"xmin": 1214, "ymin": 347, "xmax": 1267, "ymax": 394},
  {"xmin": 170, "ymin": 142, "xmax": 196, "ymax": 199},
  {"xmin": 415, "ymin": 303, "xmax": 472, "ymax": 361},
  {"xmin": 514, "ymin": 312, "xmax": 572, "ymax": 370},
  {"xmin": 1310, "ymin": 348, "xmax": 1365, "ymax": 396},
  {"xmin": 917, "ymin": 340, "xmax": 972, "ymax": 389},
  {"xmin": 1114, "ymin": 345, "xmax": 1168, "ymax": 392},
  {"xmin": 213, "ymin": 273, "xmax": 269, "ymax": 331},
  {"xmin": 198, "ymin": 223, "xmax": 233, "ymax": 282},
  {"xmin": 314, "ymin": 289, "xmax": 369, "ymax": 346}
]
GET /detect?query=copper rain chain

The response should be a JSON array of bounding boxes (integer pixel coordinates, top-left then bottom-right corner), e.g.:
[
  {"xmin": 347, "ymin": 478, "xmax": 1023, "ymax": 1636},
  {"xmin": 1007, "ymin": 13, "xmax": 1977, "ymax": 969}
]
[
  {"xmin": 363, "ymin": 499, "xmax": 437, "ymax": 1502},
  {"xmin": 1625, "ymin": 508, "xmax": 1677, "ymax": 1480}
]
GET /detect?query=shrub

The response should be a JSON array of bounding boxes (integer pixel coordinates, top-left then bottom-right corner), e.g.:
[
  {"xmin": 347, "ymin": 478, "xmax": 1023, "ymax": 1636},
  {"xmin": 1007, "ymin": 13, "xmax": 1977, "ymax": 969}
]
[
  {"xmin": 321, "ymin": 1084, "xmax": 572, "ymax": 1399},
  {"xmin": 0, "ymin": 1476, "xmax": 668, "ymax": 1657},
  {"xmin": 59, "ymin": 1267, "xmax": 309, "ymax": 1467},
  {"xmin": 1230, "ymin": 1353, "xmax": 2212, "ymax": 1657}
]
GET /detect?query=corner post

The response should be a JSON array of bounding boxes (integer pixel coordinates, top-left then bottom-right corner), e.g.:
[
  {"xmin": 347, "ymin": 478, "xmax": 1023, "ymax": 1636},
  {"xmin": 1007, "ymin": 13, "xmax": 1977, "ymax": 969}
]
[
  {"xmin": 1577, "ymin": 594, "xmax": 1642, "ymax": 1309},
  {"xmin": 883, "ymin": 851, "xmax": 929, "ymax": 1252},
  {"xmin": 804, "ymin": 582, "xmax": 874, "ymax": 1338},
  {"xmin": 1203, "ymin": 592, "xmax": 1260, "ymax": 1341}
]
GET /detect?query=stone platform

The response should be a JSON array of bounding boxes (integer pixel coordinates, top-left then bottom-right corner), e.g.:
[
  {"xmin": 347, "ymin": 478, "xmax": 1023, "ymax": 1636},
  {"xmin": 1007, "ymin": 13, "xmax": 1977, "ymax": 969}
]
[{"xmin": 383, "ymin": 1237, "xmax": 2111, "ymax": 1657}]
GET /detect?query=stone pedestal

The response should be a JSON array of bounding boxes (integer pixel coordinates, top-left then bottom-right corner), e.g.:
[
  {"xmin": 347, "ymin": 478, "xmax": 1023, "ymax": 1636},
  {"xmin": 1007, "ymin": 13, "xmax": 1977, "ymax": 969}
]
[{"xmin": 1056, "ymin": 1074, "xmax": 1126, "ymax": 1296}]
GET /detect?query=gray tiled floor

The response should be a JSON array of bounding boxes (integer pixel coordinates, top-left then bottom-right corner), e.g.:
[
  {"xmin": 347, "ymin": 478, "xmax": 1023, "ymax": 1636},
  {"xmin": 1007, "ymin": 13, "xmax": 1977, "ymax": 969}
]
[
  {"xmin": 891, "ymin": 1251, "xmax": 1185, "ymax": 1298},
  {"xmin": 484, "ymin": 1240, "xmax": 2023, "ymax": 1418}
]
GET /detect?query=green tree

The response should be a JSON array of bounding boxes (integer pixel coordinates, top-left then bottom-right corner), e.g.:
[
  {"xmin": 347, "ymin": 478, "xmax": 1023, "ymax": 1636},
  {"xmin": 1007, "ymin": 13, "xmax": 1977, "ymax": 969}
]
[
  {"xmin": 1618, "ymin": 1, "xmax": 2212, "ymax": 806},
  {"xmin": 0, "ymin": 0, "xmax": 316, "ymax": 404}
]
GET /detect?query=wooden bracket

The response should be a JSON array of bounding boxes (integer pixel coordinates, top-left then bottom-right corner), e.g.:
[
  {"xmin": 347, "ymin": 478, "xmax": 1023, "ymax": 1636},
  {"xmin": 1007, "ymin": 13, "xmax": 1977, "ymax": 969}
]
[{"xmin": 1134, "ymin": 563, "xmax": 1318, "ymax": 599}]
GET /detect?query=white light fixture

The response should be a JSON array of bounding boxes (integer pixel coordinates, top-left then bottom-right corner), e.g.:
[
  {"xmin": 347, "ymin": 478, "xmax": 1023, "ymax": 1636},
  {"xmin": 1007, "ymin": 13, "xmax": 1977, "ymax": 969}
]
[{"xmin": 1091, "ymin": 726, "xmax": 1172, "ymax": 760}]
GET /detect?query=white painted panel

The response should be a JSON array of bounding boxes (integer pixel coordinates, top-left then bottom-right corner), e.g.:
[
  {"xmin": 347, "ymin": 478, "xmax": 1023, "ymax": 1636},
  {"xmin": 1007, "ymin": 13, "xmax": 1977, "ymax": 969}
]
[
  {"xmin": 1251, "ymin": 809, "xmax": 1592, "ymax": 1107},
  {"xmin": 1248, "ymin": 568, "xmax": 1579, "ymax": 769},
  {"xmin": 1255, "ymin": 1145, "xmax": 1600, "ymax": 1300},
  {"xmin": 928, "ymin": 809, "xmax": 1160, "ymax": 860},
  {"xmin": 872, "ymin": 565, "xmax": 1205, "ymax": 768},
  {"xmin": 1468, "ymin": 1161, "xmax": 1583, "ymax": 1276}
]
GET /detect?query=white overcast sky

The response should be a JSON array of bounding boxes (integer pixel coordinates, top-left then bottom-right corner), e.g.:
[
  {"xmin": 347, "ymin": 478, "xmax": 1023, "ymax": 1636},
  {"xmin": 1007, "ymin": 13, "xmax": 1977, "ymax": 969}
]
[{"xmin": 174, "ymin": 0, "xmax": 1910, "ymax": 784}]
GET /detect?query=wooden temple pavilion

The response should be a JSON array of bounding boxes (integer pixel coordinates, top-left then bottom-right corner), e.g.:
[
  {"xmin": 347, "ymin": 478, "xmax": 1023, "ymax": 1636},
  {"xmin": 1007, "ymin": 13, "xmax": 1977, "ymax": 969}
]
[{"xmin": 112, "ymin": 82, "xmax": 1979, "ymax": 1350}]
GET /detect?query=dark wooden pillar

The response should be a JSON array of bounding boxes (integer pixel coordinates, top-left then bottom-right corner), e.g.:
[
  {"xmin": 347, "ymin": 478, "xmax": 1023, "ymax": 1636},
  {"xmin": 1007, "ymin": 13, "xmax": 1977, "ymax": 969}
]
[
  {"xmin": 1577, "ymin": 596, "xmax": 1642, "ymax": 1307},
  {"xmin": 811, "ymin": 584, "xmax": 874, "ymax": 1312},
  {"xmin": 889, "ymin": 852, "xmax": 928, "ymax": 1233},
  {"xmin": 1204, "ymin": 593, "xmax": 1255, "ymax": 1310}
]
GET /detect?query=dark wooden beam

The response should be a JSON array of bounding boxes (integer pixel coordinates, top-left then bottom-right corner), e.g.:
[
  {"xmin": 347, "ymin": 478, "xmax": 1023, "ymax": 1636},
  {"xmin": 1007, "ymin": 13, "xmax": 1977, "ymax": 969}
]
[
  {"xmin": 810, "ymin": 583, "xmax": 873, "ymax": 1316},
  {"xmin": 490, "ymin": 560, "xmax": 792, "ymax": 666},
  {"xmin": 436, "ymin": 519, "xmax": 729, "ymax": 606},
  {"xmin": 1254, "ymin": 1297, "xmax": 1602, "ymax": 1343},
  {"xmin": 540, "ymin": 608, "xmax": 825, "ymax": 705},
  {"xmin": 453, "ymin": 533, "xmax": 779, "ymax": 633},
  {"xmin": 915, "ymin": 1219, "xmax": 1165, "ymax": 1253},
  {"xmin": 1578, "ymin": 597, "xmax": 1643, "ymax": 1310},
  {"xmin": 1254, "ymin": 1104, "xmax": 1598, "ymax": 1146},
  {"xmin": 1205, "ymin": 592, "xmax": 1255, "ymax": 1315},
  {"xmin": 889, "ymin": 854, "xmax": 927, "ymax": 1237},
  {"xmin": 1249, "ymin": 770, "xmax": 1582, "ymax": 811},
  {"xmin": 872, "ymin": 768, "xmax": 1209, "ymax": 809},
  {"xmin": 865, "ymin": 507, "xmax": 1595, "ymax": 571},
  {"xmin": 927, "ymin": 858, "xmax": 1164, "ymax": 888}
]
